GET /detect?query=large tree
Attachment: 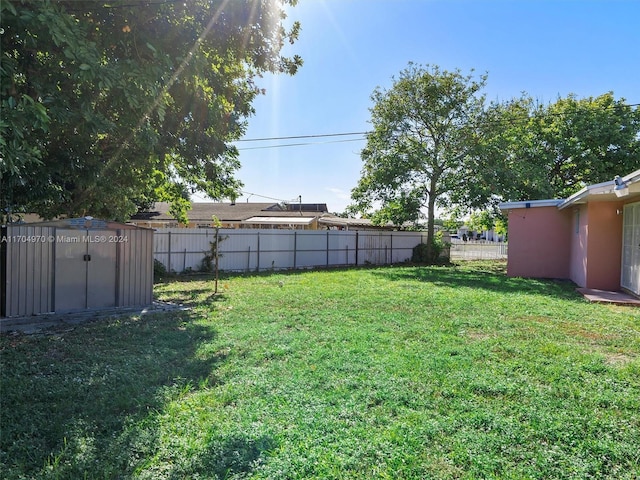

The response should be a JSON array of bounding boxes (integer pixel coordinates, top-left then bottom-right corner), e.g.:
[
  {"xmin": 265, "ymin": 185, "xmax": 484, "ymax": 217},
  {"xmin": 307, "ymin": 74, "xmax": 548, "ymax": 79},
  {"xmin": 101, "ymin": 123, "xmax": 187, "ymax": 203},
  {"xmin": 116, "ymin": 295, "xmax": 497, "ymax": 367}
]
[
  {"xmin": 1, "ymin": 0, "xmax": 302, "ymax": 222},
  {"xmin": 351, "ymin": 63, "xmax": 487, "ymax": 260},
  {"xmin": 460, "ymin": 93, "xmax": 640, "ymax": 209}
]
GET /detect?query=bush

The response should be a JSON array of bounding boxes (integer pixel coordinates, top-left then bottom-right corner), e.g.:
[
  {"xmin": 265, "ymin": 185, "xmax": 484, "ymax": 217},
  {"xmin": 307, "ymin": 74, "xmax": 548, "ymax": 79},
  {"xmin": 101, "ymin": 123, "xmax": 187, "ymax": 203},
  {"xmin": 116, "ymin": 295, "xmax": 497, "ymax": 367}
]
[
  {"xmin": 153, "ymin": 259, "xmax": 167, "ymax": 280},
  {"xmin": 412, "ymin": 233, "xmax": 449, "ymax": 264}
]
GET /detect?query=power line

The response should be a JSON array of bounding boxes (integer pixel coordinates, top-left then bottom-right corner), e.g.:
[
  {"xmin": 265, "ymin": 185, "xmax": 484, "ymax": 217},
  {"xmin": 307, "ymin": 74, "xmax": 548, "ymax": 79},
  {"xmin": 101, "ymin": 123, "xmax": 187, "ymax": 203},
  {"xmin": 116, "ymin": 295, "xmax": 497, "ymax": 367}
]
[
  {"xmin": 237, "ymin": 137, "xmax": 366, "ymax": 151},
  {"xmin": 234, "ymin": 100, "xmax": 640, "ymax": 151},
  {"xmin": 239, "ymin": 191, "xmax": 298, "ymax": 203},
  {"xmin": 236, "ymin": 131, "xmax": 369, "ymax": 142}
]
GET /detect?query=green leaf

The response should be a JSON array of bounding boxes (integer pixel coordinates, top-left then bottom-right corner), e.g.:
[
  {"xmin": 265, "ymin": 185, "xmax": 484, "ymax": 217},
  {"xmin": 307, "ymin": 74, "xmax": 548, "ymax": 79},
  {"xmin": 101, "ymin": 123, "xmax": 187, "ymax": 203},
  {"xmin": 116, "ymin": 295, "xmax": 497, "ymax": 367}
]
[{"xmin": 79, "ymin": 63, "xmax": 91, "ymax": 70}]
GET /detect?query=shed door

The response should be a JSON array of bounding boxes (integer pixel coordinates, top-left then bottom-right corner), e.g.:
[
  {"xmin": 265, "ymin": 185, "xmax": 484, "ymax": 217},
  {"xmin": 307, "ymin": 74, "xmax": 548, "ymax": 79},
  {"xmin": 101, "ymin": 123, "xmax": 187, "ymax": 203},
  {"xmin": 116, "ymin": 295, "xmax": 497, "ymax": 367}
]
[
  {"xmin": 621, "ymin": 202, "xmax": 640, "ymax": 296},
  {"xmin": 55, "ymin": 229, "xmax": 117, "ymax": 312}
]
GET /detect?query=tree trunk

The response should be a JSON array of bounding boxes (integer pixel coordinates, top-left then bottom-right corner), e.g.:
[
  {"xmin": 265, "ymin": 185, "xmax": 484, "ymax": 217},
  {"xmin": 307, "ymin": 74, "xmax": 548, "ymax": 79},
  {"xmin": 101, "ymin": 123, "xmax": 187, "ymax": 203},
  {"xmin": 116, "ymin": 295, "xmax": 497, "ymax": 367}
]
[{"xmin": 426, "ymin": 176, "xmax": 438, "ymax": 262}]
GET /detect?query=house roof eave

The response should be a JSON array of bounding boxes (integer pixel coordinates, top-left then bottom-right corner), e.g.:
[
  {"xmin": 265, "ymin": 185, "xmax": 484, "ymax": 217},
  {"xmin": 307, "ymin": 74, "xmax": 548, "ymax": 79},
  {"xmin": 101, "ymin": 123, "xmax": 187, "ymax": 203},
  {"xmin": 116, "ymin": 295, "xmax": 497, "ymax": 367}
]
[
  {"xmin": 499, "ymin": 169, "xmax": 640, "ymax": 214},
  {"xmin": 557, "ymin": 180, "xmax": 617, "ymax": 210},
  {"xmin": 498, "ymin": 199, "xmax": 564, "ymax": 212}
]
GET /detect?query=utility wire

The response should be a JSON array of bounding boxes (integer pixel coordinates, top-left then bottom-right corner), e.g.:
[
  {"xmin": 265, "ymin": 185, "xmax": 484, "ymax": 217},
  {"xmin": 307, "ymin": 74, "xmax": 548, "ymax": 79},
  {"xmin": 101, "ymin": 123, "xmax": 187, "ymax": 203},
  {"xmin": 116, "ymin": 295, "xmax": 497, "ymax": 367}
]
[
  {"xmin": 237, "ymin": 137, "xmax": 366, "ymax": 151},
  {"xmin": 234, "ymin": 101, "xmax": 640, "ymax": 151},
  {"xmin": 236, "ymin": 131, "xmax": 369, "ymax": 142},
  {"xmin": 239, "ymin": 191, "xmax": 298, "ymax": 203}
]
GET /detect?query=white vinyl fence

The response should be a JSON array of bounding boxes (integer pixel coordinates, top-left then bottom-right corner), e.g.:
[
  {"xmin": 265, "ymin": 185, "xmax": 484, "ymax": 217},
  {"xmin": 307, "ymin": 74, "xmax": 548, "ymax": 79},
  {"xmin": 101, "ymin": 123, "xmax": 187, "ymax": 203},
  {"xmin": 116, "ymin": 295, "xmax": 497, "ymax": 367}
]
[
  {"xmin": 449, "ymin": 240, "xmax": 508, "ymax": 260},
  {"xmin": 153, "ymin": 228, "xmax": 438, "ymax": 273}
]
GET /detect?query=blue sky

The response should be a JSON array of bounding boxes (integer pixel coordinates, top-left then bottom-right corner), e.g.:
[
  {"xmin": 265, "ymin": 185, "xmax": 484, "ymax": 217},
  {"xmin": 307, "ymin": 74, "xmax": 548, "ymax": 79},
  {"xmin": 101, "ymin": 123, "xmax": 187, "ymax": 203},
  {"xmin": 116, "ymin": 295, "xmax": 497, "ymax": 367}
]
[{"xmin": 201, "ymin": 0, "xmax": 640, "ymax": 213}]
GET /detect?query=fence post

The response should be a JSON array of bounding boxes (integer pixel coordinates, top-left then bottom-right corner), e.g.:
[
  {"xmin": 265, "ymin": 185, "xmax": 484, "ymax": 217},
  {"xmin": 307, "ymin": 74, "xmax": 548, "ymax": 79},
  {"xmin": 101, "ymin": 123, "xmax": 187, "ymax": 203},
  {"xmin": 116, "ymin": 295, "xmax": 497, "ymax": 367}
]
[
  {"xmin": 293, "ymin": 230, "xmax": 297, "ymax": 269},
  {"xmin": 256, "ymin": 231, "xmax": 261, "ymax": 272},
  {"xmin": 167, "ymin": 231, "xmax": 172, "ymax": 272},
  {"xmin": 247, "ymin": 246, "xmax": 251, "ymax": 273},
  {"xmin": 326, "ymin": 231, "xmax": 330, "ymax": 267},
  {"xmin": 355, "ymin": 231, "xmax": 359, "ymax": 266},
  {"xmin": 214, "ymin": 227, "xmax": 219, "ymax": 294}
]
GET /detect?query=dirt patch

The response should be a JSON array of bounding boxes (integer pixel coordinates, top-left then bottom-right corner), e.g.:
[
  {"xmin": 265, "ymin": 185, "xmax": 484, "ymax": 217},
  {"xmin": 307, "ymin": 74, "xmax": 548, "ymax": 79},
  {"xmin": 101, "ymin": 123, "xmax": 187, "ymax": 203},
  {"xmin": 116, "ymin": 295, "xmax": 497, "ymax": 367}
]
[
  {"xmin": 463, "ymin": 330, "xmax": 492, "ymax": 341},
  {"xmin": 603, "ymin": 352, "xmax": 636, "ymax": 367}
]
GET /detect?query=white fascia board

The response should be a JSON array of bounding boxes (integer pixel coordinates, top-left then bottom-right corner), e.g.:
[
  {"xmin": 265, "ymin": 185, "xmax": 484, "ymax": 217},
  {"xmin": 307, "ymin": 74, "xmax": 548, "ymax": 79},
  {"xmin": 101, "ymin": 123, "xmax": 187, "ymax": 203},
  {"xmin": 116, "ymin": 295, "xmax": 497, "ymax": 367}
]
[
  {"xmin": 498, "ymin": 199, "xmax": 564, "ymax": 212},
  {"xmin": 243, "ymin": 216, "xmax": 315, "ymax": 225},
  {"xmin": 623, "ymin": 169, "xmax": 640, "ymax": 185},
  {"xmin": 558, "ymin": 180, "xmax": 616, "ymax": 210},
  {"xmin": 500, "ymin": 170, "xmax": 640, "ymax": 213}
]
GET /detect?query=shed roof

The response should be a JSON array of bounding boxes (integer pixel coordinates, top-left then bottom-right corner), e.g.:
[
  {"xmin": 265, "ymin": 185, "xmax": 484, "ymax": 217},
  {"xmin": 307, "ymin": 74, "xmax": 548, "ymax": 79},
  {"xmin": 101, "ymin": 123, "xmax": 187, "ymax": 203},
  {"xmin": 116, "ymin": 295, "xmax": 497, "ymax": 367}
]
[{"xmin": 8, "ymin": 216, "xmax": 150, "ymax": 230}]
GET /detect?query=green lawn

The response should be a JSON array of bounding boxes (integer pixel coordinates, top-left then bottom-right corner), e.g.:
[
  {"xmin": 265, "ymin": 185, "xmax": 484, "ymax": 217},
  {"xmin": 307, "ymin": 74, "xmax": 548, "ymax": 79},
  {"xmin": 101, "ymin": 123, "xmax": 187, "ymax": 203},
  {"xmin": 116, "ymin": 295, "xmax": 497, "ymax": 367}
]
[{"xmin": 1, "ymin": 261, "xmax": 639, "ymax": 479}]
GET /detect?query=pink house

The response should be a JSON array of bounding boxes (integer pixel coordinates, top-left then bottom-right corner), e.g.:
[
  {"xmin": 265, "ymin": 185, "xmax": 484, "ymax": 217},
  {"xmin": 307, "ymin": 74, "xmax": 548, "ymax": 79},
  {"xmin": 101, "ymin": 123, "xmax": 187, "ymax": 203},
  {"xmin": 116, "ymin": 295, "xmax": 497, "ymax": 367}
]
[{"xmin": 499, "ymin": 169, "xmax": 640, "ymax": 297}]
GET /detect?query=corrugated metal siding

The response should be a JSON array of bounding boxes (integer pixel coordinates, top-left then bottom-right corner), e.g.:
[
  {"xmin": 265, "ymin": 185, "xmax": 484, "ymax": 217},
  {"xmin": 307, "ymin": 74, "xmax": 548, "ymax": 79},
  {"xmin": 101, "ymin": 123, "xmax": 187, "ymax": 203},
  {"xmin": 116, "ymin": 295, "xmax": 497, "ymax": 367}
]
[
  {"xmin": 118, "ymin": 228, "xmax": 154, "ymax": 307},
  {"xmin": 2, "ymin": 224, "xmax": 153, "ymax": 318},
  {"xmin": 3, "ymin": 226, "xmax": 54, "ymax": 317}
]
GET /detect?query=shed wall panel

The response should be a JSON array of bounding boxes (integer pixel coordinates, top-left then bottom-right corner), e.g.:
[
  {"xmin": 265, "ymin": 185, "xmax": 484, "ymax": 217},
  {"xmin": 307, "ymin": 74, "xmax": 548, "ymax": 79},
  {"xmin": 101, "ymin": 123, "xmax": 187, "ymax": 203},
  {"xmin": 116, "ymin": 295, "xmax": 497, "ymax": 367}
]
[
  {"xmin": 4, "ymin": 226, "xmax": 54, "ymax": 317},
  {"xmin": 118, "ymin": 229, "xmax": 154, "ymax": 307}
]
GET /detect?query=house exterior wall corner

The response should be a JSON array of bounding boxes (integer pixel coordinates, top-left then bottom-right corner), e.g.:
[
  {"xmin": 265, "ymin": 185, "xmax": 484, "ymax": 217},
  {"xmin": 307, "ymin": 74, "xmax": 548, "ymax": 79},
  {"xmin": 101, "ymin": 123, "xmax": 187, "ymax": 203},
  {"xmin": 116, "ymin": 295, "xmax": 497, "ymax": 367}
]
[{"xmin": 506, "ymin": 206, "xmax": 571, "ymax": 280}]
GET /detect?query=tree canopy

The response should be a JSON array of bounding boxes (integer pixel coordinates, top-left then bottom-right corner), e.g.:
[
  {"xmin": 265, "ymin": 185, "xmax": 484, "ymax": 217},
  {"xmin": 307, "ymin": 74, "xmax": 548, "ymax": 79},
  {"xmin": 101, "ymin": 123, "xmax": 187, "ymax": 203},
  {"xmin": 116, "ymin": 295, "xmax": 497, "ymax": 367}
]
[
  {"xmin": 461, "ymin": 93, "xmax": 640, "ymax": 210},
  {"xmin": 351, "ymin": 63, "xmax": 640, "ymax": 250},
  {"xmin": 351, "ymin": 63, "xmax": 487, "ymax": 260},
  {"xmin": 1, "ymin": 0, "xmax": 302, "ymax": 222}
]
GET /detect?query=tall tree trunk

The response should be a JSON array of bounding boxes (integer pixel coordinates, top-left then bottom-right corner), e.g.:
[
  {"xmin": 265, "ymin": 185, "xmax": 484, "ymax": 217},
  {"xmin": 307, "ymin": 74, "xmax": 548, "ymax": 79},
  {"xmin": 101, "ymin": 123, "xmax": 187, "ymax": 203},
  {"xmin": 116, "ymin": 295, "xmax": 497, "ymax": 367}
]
[{"xmin": 426, "ymin": 176, "xmax": 438, "ymax": 262}]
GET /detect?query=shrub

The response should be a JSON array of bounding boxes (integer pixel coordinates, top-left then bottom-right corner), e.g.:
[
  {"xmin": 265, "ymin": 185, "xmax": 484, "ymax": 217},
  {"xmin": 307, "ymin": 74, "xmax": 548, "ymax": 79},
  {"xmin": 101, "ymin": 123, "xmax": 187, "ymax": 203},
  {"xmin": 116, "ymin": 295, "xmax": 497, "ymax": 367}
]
[
  {"xmin": 153, "ymin": 259, "xmax": 167, "ymax": 280},
  {"xmin": 412, "ymin": 232, "xmax": 449, "ymax": 264}
]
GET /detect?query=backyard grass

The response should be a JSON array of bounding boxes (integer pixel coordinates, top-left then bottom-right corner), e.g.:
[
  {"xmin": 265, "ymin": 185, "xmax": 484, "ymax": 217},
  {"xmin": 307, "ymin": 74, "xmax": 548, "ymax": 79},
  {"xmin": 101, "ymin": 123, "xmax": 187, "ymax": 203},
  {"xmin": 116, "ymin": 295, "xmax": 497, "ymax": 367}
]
[{"xmin": 1, "ymin": 261, "xmax": 639, "ymax": 479}]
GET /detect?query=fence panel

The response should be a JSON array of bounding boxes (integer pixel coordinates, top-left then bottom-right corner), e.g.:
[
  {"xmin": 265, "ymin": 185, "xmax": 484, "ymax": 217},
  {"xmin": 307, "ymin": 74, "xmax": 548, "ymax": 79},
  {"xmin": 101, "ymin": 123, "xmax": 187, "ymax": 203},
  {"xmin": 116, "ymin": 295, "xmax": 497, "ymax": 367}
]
[
  {"xmin": 153, "ymin": 228, "xmax": 218, "ymax": 273},
  {"xmin": 294, "ymin": 231, "xmax": 330, "ymax": 269},
  {"xmin": 388, "ymin": 232, "xmax": 428, "ymax": 264},
  {"xmin": 153, "ymin": 228, "xmax": 439, "ymax": 273},
  {"xmin": 218, "ymin": 230, "xmax": 259, "ymax": 272},
  {"xmin": 328, "ymin": 231, "xmax": 357, "ymax": 266},
  {"xmin": 255, "ymin": 231, "xmax": 296, "ymax": 271},
  {"xmin": 450, "ymin": 241, "xmax": 508, "ymax": 260}
]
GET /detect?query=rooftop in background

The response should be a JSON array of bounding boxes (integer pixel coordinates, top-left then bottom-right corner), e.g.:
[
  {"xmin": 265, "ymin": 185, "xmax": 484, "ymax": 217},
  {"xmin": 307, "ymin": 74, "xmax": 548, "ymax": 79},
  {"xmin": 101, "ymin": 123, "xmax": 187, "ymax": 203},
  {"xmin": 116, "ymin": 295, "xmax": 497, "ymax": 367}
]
[
  {"xmin": 131, "ymin": 202, "xmax": 329, "ymax": 223},
  {"xmin": 129, "ymin": 202, "xmax": 404, "ymax": 231}
]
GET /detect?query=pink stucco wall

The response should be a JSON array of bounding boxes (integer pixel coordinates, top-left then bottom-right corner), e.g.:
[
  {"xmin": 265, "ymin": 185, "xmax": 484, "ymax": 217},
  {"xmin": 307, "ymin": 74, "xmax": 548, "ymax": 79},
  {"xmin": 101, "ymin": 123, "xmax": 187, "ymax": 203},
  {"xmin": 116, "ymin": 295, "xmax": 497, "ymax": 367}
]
[
  {"xmin": 509, "ymin": 201, "xmax": 625, "ymax": 289},
  {"xmin": 569, "ymin": 205, "xmax": 588, "ymax": 288},
  {"xmin": 581, "ymin": 201, "xmax": 624, "ymax": 290},
  {"xmin": 507, "ymin": 206, "xmax": 572, "ymax": 279}
]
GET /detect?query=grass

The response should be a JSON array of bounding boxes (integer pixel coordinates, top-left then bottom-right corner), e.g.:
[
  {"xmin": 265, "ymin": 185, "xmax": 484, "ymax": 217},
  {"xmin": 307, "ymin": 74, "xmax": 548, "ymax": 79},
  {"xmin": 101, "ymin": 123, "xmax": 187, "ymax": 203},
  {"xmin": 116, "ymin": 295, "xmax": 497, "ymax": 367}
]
[{"xmin": 1, "ymin": 260, "xmax": 639, "ymax": 479}]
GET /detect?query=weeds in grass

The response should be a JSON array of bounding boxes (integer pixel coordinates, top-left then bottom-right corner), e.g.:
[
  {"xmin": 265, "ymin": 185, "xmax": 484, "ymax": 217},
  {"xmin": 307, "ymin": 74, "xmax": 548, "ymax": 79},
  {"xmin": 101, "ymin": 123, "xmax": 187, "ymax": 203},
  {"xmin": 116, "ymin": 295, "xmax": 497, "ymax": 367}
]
[{"xmin": 2, "ymin": 261, "xmax": 639, "ymax": 479}]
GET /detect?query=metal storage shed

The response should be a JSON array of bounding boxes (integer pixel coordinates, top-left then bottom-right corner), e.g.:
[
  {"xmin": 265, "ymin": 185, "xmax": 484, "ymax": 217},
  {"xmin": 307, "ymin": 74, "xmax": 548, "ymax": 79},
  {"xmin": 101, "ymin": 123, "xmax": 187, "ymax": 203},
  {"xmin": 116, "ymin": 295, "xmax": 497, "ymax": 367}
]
[{"xmin": 1, "ymin": 217, "xmax": 154, "ymax": 318}]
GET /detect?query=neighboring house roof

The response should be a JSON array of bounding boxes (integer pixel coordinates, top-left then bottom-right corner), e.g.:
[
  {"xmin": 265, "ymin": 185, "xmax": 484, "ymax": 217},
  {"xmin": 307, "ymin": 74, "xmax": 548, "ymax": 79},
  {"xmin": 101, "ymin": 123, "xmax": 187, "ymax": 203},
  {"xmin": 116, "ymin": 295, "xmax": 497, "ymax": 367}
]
[
  {"xmin": 244, "ymin": 216, "xmax": 316, "ymax": 226},
  {"xmin": 317, "ymin": 215, "xmax": 394, "ymax": 230},
  {"xmin": 499, "ymin": 169, "xmax": 640, "ymax": 212},
  {"xmin": 131, "ymin": 202, "xmax": 329, "ymax": 223}
]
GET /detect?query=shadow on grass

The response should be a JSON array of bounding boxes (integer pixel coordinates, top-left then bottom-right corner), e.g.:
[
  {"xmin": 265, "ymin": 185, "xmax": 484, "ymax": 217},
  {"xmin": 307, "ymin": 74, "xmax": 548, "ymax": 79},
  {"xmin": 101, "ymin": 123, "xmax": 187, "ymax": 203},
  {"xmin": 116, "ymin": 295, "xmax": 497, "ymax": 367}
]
[
  {"xmin": 0, "ymin": 310, "xmax": 274, "ymax": 479},
  {"xmin": 373, "ymin": 261, "xmax": 584, "ymax": 303}
]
